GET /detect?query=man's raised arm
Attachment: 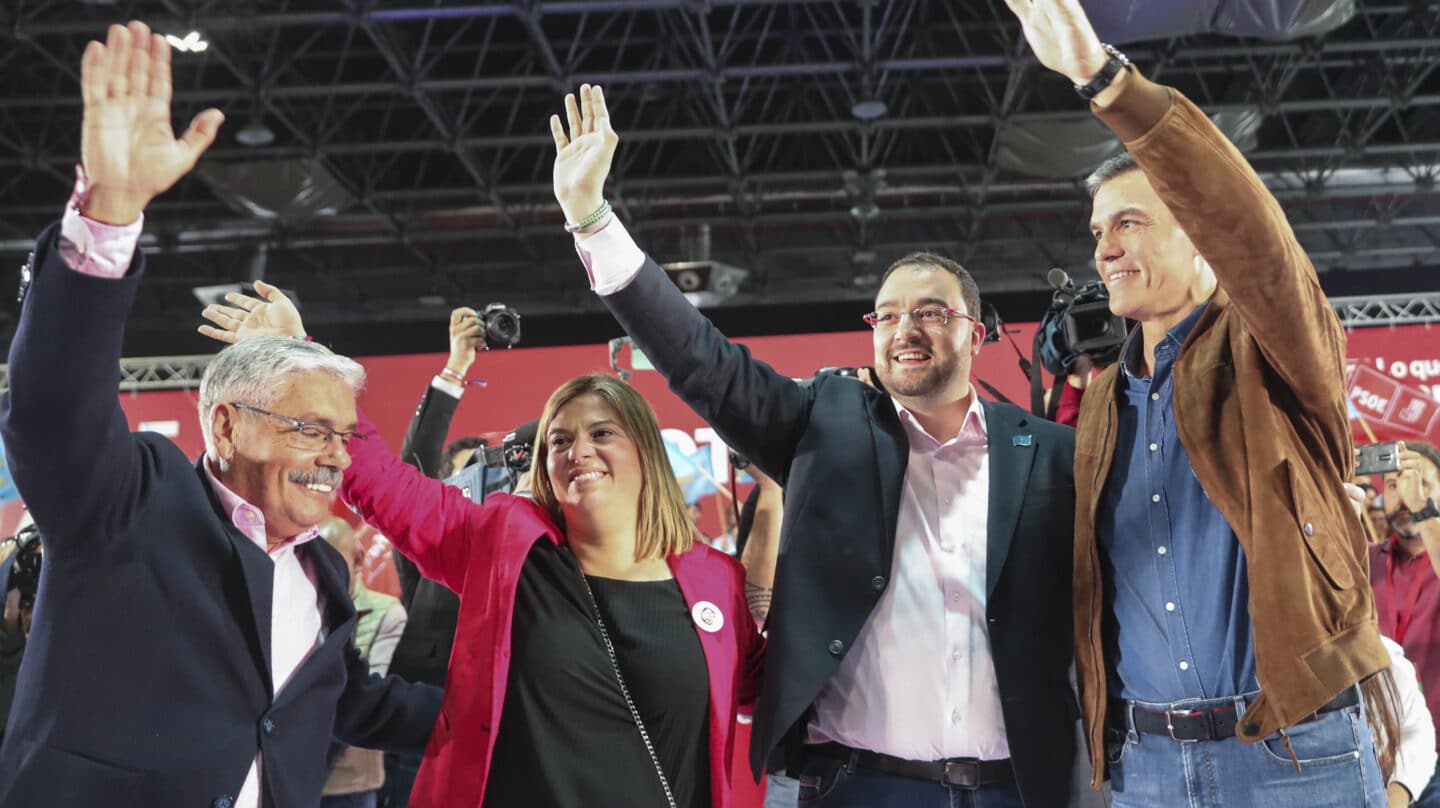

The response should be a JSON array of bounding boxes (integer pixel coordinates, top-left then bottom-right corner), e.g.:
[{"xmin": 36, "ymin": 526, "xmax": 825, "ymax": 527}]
[
  {"xmin": 0, "ymin": 22, "xmax": 221, "ymax": 539},
  {"xmin": 549, "ymin": 85, "xmax": 809, "ymax": 480},
  {"xmin": 1004, "ymin": 0, "xmax": 1343, "ymax": 403}
]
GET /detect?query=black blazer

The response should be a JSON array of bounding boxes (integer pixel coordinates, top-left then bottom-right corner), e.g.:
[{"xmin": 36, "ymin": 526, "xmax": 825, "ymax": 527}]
[
  {"xmin": 391, "ymin": 383, "xmax": 463, "ymax": 687},
  {"xmin": 605, "ymin": 257, "xmax": 1079, "ymax": 807},
  {"xmin": 0, "ymin": 225, "xmax": 442, "ymax": 808}
]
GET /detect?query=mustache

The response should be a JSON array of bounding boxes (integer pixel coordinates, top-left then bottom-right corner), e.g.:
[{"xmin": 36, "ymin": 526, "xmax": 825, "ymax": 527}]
[{"xmin": 289, "ymin": 468, "xmax": 343, "ymax": 488}]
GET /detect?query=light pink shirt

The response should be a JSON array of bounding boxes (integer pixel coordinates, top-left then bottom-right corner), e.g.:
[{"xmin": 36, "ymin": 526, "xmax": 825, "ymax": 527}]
[
  {"xmin": 200, "ymin": 463, "xmax": 327, "ymax": 808},
  {"xmin": 57, "ymin": 201, "xmax": 327, "ymax": 808},
  {"xmin": 576, "ymin": 218, "xmax": 1010, "ymax": 761},
  {"xmin": 808, "ymin": 398, "xmax": 1007, "ymax": 760}
]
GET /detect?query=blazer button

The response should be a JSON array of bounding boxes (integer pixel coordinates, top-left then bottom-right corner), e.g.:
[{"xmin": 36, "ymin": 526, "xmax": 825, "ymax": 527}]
[
  {"xmin": 871, "ymin": 576, "xmax": 886, "ymax": 591},
  {"xmin": 1303, "ymin": 522, "xmax": 1315, "ymax": 536},
  {"xmin": 213, "ymin": 797, "xmax": 234, "ymax": 808},
  {"xmin": 261, "ymin": 718, "xmax": 275, "ymax": 734},
  {"xmin": 828, "ymin": 639, "xmax": 845, "ymax": 656}
]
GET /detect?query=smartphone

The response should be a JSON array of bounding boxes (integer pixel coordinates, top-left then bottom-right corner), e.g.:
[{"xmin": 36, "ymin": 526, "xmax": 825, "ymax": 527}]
[{"xmin": 1356, "ymin": 441, "xmax": 1402, "ymax": 476}]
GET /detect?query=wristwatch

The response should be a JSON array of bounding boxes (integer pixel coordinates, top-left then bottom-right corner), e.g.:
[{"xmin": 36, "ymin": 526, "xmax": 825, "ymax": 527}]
[
  {"xmin": 1412, "ymin": 497, "xmax": 1440, "ymax": 523},
  {"xmin": 1075, "ymin": 44, "xmax": 1132, "ymax": 101}
]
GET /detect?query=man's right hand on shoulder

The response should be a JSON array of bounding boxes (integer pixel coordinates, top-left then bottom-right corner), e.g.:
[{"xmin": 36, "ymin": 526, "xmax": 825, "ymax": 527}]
[{"xmin": 78, "ymin": 21, "xmax": 223, "ymax": 225}]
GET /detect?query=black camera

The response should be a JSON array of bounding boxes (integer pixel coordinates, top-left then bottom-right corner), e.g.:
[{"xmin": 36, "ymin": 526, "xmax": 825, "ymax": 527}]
[
  {"xmin": 477, "ymin": 303, "xmax": 521, "ymax": 350},
  {"xmin": 3, "ymin": 525, "xmax": 40, "ymax": 613},
  {"xmin": 472, "ymin": 419, "xmax": 539, "ymax": 474},
  {"xmin": 1036, "ymin": 270, "xmax": 1127, "ymax": 375}
]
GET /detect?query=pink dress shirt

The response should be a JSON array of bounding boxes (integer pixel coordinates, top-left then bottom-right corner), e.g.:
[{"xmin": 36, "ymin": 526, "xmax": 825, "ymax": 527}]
[
  {"xmin": 576, "ymin": 218, "xmax": 1011, "ymax": 762},
  {"xmin": 807, "ymin": 398, "xmax": 1008, "ymax": 761},
  {"xmin": 58, "ymin": 199, "xmax": 327, "ymax": 808}
]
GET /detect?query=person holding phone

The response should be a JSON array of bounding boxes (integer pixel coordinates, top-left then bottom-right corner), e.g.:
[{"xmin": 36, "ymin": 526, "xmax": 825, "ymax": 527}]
[{"xmin": 1369, "ymin": 441, "xmax": 1440, "ymax": 807}]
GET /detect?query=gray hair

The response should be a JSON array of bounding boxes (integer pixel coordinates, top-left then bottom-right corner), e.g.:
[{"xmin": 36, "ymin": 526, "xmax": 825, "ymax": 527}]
[
  {"xmin": 198, "ymin": 336, "xmax": 366, "ymax": 450},
  {"xmin": 1084, "ymin": 151, "xmax": 1142, "ymax": 197}
]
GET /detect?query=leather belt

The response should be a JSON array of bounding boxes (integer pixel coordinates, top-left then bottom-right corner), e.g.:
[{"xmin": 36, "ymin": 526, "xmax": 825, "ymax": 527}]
[
  {"xmin": 1122, "ymin": 685, "xmax": 1360, "ymax": 743},
  {"xmin": 805, "ymin": 742, "xmax": 1013, "ymax": 789}
]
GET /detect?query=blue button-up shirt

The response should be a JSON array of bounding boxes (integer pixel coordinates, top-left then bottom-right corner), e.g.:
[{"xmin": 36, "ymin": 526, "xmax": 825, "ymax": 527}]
[{"xmin": 1097, "ymin": 302, "xmax": 1259, "ymax": 703}]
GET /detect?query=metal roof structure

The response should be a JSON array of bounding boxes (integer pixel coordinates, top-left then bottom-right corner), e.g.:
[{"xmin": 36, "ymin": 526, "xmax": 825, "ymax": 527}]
[{"xmin": 0, "ymin": 1, "xmax": 1436, "ymax": 356}]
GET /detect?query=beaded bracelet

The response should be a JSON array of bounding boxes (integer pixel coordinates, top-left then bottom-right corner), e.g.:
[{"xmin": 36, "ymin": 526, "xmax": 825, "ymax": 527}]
[{"xmin": 564, "ymin": 200, "xmax": 612, "ymax": 233}]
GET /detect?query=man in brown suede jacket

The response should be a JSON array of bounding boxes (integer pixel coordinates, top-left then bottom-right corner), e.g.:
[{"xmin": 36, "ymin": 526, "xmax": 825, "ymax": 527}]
[{"xmin": 1005, "ymin": 1, "xmax": 1391, "ymax": 806}]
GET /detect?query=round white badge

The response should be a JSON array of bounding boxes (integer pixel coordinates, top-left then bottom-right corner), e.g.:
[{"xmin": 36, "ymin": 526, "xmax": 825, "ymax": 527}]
[{"xmin": 691, "ymin": 601, "xmax": 724, "ymax": 633}]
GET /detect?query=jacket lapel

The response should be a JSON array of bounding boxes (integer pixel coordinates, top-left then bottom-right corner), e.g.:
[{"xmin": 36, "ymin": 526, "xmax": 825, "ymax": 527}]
[
  {"xmin": 668, "ymin": 548, "xmax": 734, "ymax": 797},
  {"xmin": 983, "ymin": 401, "xmax": 1035, "ymax": 599},
  {"xmin": 300, "ymin": 540, "xmax": 356, "ymax": 637},
  {"xmin": 194, "ymin": 459, "xmax": 275, "ymax": 697},
  {"xmin": 867, "ymin": 390, "xmax": 909, "ymax": 565}
]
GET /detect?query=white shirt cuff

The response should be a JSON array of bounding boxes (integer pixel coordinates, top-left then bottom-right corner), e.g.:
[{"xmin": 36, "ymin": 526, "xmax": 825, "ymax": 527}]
[
  {"xmin": 431, "ymin": 376, "xmax": 464, "ymax": 399},
  {"xmin": 573, "ymin": 218, "xmax": 645, "ymax": 296}
]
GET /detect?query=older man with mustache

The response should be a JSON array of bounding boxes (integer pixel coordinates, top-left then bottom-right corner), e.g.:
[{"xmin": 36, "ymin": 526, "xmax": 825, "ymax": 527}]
[{"xmin": 0, "ymin": 21, "xmax": 439, "ymax": 808}]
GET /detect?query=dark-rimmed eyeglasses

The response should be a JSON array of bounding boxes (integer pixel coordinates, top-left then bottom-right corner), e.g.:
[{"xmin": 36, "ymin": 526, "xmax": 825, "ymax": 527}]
[
  {"xmin": 231, "ymin": 402, "xmax": 366, "ymax": 452},
  {"xmin": 862, "ymin": 306, "xmax": 980, "ymax": 332}
]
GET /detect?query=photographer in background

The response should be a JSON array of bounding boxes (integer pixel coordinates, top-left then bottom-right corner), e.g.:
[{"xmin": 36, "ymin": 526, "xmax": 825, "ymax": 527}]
[
  {"xmin": 384, "ymin": 307, "xmax": 482, "ymax": 808},
  {"xmin": 0, "ymin": 512, "xmax": 37, "ymax": 746}
]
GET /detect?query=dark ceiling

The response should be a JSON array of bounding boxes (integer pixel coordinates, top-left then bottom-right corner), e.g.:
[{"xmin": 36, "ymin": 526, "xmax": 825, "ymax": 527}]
[{"xmin": 0, "ymin": 0, "xmax": 1437, "ymax": 358}]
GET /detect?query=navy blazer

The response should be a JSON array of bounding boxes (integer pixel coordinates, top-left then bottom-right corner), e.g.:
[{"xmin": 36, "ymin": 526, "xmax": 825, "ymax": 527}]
[
  {"xmin": 0, "ymin": 225, "xmax": 442, "ymax": 808},
  {"xmin": 605, "ymin": 257, "xmax": 1079, "ymax": 807}
]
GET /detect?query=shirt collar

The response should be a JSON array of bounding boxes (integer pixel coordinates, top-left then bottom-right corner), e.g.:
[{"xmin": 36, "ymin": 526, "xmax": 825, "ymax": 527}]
[
  {"xmin": 1121, "ymin": 299, "xmax": 1210, "ymax": 380},
  {"xmin": 203, "ymin": 457, "xmax": 320, "ymax": 554},
  {"xmin": 892, "ymin": 385, "xmax": 988, "ymax": 450}
]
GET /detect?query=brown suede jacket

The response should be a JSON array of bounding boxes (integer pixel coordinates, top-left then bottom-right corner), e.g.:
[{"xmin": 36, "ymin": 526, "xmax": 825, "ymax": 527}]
[{"xmin": 1072, "ymin": 71, "xmax": 1389, "ymax": 788}]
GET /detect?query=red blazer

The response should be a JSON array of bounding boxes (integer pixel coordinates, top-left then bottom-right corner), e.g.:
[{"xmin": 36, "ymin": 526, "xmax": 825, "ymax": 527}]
[{"xmin": 342, "ymin": 414, "xmax": 765, "ymax": 808}]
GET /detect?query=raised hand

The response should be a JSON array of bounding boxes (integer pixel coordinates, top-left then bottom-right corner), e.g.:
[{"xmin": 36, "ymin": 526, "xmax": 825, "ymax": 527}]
[
  {"xmin": 550, "ymin": 84, "xmax": 619, "ymax": 226},
  {"xmin": 1394, "ymin": 442, "xmax": 1433, "ymax": 512},
  {"xmin": 198, "ymin": 280, "xmax": 307, "ymax": 344},
  {"xmin": 447, "ymin": 306, "xmax": 485, "ymax": 375},
  {"xmin": 1000, "ymin": 0, "xmax": 1109, "ymax": 87},
  {"xmin": 80, "ymin": 21, "xmax": 224, "ymax": 224}
]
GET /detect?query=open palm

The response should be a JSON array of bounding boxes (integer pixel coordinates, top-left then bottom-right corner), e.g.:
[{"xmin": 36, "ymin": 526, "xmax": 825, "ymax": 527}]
[
  {"xmin": 550, "ymin": 84, "xmax": 619, "ymax": 223},
  {"xmin": 80, "ymin": 22, "xmax": 223, "ymax": 222},
  {"xmin": 1001, "ymin": 0, "xmax": 1107, "ymax": 86},
  {"xmin": 198, "ymin": 281, "xmax": 308, "ymax": 345}
]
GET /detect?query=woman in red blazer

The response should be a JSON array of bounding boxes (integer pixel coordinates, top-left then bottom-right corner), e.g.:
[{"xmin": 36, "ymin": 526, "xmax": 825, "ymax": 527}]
[
  {"xmin": 341, "ymin": 373, "xmax": 765, "ymax": 808},
  {"xmin": 199, "ymin": 291, "xmax": 763, "ymax": 806}
]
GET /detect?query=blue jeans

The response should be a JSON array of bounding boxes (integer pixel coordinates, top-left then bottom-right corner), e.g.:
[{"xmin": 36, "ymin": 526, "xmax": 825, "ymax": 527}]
[
  {"xmin": 321, "ymin": 792, "xmax": 378, "ymax": 808},
  {"xmin": 797, "ymin": 758, "xmax": 1025, "ymax": 808},
  {"xmin": 765, "ymin": 770, "xmax": 800, "ymax": 808},
  {"xmin": 1107, "ymin": 694, "xmax": 1385, "ymax": 808},
  {"xmin": 380, "ymin": 752, "xmax": 420, "ymax": 808}
]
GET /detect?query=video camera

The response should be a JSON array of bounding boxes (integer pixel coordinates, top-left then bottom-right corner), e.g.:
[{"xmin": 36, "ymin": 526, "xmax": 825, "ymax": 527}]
[
  {"xmin": 475, "ymin": 303, "xmax": 522, "ymax": 350},
  {"xmin": 447, "ymin": 419, "xmax": 539, "ymax": 506},
  {"xmin": 2, "ymin": 525, "xmax": 40, "ymax": 613},
  {"xmin": 1035, "ymin": 268, "xmax": 1127, "ymax": 375}
]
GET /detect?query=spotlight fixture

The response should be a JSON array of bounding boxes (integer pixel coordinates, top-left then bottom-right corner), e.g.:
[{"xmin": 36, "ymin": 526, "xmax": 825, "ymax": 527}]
[
  {"xmin": 235, "ymin": 119, "xmax": 276, "ymax": 147},
  {"xmin": 164, "ymin": 31, "xmax": 209, "ymax": 53},
  {"xmin": 850, "ymin": 98, "xmax": 888, "ymax": 121}
]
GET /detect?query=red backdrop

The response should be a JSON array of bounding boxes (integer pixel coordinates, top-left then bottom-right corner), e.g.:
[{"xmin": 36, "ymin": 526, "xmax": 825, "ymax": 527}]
[{"xmin": 3, "ymin": 320, "xmax": 1436, "ymax": 805}]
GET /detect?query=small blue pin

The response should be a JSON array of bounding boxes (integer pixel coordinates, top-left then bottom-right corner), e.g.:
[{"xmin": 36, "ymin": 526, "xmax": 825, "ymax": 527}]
[{"xmin": 1012, "ymin": 434, "xmax": 1033, "ymax": 447}]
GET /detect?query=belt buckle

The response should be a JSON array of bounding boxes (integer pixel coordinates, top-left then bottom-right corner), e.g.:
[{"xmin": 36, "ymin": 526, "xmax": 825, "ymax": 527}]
[
  {"xmin": 1166, "ymin": 709, "xmax": 1203, "ymax": 742},
  {"xmin": 942, "ymin": 760, "xmax": 979, "ymax": 789}
]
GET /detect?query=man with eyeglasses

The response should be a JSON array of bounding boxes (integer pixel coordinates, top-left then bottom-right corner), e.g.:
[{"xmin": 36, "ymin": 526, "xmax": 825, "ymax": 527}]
[
  {"xmin": 0, "ymin": 23, "xmax": 439, "ymax": 808},
  {"xmin": 552, "ymin": 87, "xmax": 1081, "ymax": 807}
]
